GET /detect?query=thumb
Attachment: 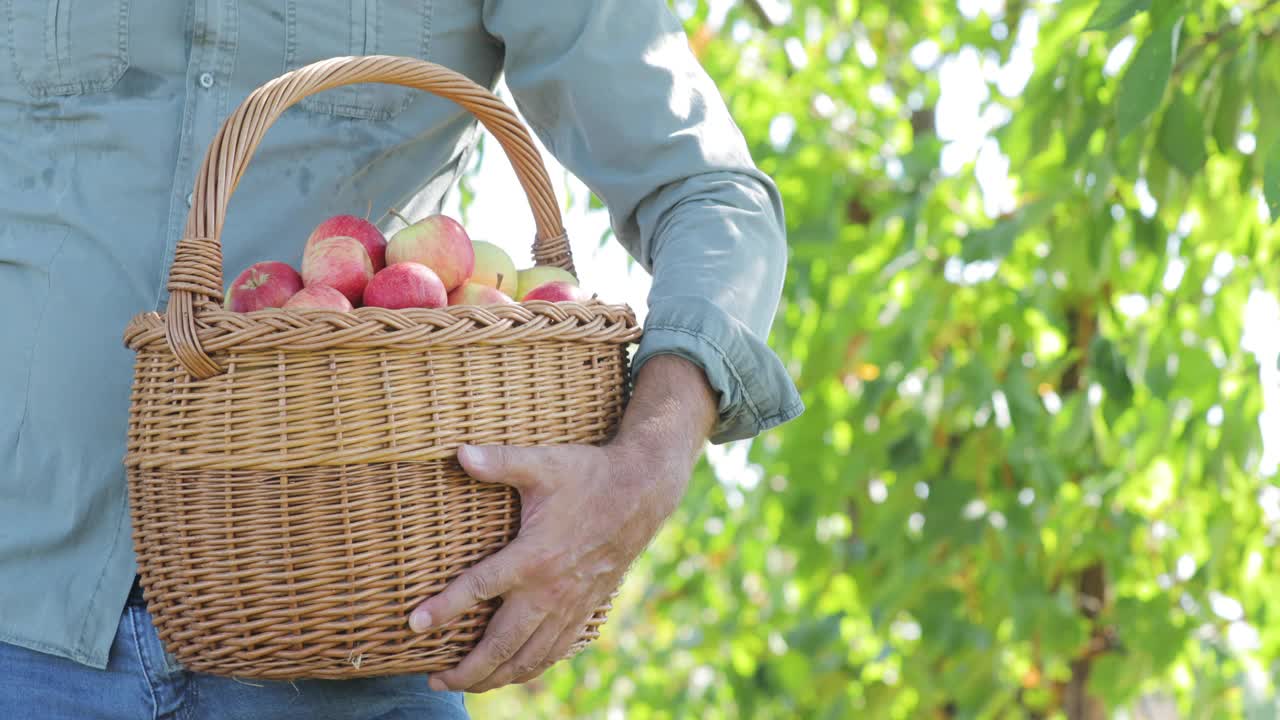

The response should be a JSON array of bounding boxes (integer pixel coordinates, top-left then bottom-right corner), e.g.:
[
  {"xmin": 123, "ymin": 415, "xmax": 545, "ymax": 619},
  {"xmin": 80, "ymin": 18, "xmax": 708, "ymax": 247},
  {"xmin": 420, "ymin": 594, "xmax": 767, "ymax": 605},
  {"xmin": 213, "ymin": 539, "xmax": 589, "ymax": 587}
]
[{"xmin": 458, "ymin": 444, "xmax": 543, "ymax": 490}]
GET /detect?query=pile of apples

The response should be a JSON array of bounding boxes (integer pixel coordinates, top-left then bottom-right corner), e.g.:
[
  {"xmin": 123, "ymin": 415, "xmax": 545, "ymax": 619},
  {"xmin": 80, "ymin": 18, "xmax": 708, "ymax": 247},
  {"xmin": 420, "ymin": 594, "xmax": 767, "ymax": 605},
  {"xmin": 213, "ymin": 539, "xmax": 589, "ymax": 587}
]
[{"xmin": 223, "ymin": 212, "xmax": 586, "ymax": 313}]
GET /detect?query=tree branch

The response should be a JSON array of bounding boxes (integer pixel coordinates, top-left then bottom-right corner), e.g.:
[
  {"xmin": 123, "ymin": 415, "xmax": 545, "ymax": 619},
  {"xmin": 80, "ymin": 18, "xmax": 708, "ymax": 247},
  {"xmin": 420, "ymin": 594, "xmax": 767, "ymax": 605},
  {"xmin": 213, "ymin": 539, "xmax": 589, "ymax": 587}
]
[
  {"xmin": 744, "ymin": 0, "xmax": 786, "ymax": 27},
  {"xmin": 1057, "ymin": 300, "xmax": 1113, "ymax": 720},
  {"xmin": 1172, "ymin": 0, "xmax": 1280, "ymax": 77}
]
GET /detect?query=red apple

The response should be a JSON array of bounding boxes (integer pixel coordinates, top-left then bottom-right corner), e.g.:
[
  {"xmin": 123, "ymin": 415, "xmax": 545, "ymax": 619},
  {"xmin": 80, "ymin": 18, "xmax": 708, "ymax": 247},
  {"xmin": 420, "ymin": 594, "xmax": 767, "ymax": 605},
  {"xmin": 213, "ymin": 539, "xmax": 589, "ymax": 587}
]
[
  {"xmin": 470, "ymin": 241, "xmax": 518, "ymax": 296},
  {"xmin": 224, "ymin": 261, "xmax": 304, "ymax": 312},
  {"xmin": 305, "ymin": 215, "xmax": 388, "ymax": 271},
  {"xmin": 522, "ymin": 280, "xmax": 588, "ymax": 303},
  {"xmin": 385, "ymin": 214, "xmax": 475, "ymax": 291},
  {"xmin": 447, "ymin": 282, "xmax": 516, "ymax": 307},
  {"xmin": 282, "ymin": 285, "xmax": 354, "ymax": 312},
  {"xmin": 515, "ymin": 265, "xmax": 578, "ymax": 301},
  {"xmin": 302, "ymin": 236, "xmax": 374, "ymax": 305},
  {"xmin": 363, "ymin": 262, "xmax": 448, "ymax": 309}
]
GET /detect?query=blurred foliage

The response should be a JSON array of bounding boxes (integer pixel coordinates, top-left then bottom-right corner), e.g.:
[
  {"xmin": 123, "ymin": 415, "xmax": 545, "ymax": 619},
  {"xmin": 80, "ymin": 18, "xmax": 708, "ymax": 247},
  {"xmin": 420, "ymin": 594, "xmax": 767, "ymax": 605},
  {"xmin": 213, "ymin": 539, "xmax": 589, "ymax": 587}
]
[{"xmin": 471, "ymin": 0, "xmax": 1280, "ymax": 717}]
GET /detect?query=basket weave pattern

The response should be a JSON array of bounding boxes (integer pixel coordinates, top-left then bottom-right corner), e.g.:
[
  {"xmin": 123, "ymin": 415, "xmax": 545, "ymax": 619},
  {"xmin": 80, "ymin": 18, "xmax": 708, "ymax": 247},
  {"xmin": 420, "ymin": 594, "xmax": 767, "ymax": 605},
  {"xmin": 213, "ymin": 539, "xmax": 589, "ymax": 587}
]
[{"xmin": 122, "ymin": 56, "xmax": 640, "ymax": 679}]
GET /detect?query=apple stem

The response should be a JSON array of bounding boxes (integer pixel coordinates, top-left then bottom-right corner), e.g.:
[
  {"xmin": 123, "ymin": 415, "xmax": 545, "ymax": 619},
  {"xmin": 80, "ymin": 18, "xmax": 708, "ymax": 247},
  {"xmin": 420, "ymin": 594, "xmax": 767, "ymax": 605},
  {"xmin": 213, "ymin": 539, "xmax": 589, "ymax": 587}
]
[
  {"xmin": 388, "ymin": 207, "xmax": 412, "ymax": 226},
  {"xmin": 364, "ymin": 199, "xmax": 373, "ymax": 220},
  {"xmin": 496, "ymin": 272, "xmax": 504, "ymax": 288}
]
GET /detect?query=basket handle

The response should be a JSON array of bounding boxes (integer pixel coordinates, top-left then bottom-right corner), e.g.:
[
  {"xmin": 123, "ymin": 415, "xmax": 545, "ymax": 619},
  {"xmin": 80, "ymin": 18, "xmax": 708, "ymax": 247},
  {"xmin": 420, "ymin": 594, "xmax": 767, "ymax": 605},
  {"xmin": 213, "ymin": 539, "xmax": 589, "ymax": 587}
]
[{"xmin": 164, "ymin": 55, "xmax": 574, "ymax": 379}]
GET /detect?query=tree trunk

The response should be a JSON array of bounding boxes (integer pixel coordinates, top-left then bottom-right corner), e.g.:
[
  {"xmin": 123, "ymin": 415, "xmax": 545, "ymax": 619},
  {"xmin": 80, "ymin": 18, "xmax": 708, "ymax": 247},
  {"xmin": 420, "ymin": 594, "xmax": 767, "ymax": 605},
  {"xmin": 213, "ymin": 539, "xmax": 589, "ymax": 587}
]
[
  {"xmin": 1061, "ymin": 304, "xmax": 1109, "ymax": 720},
  {"xmin": 1063, "ymin": 657, "xmax": 1108, "ymax": 720}
]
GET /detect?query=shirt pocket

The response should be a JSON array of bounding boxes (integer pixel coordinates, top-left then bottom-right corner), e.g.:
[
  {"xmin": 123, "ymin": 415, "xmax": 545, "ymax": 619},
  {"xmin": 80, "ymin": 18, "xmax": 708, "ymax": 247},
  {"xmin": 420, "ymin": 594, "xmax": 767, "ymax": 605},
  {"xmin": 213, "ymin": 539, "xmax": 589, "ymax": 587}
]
[
  {"xmin": 285, "ymin": 0, "xmax": 432, "ymax": 121},
  {"xmin": 6, "ymin": 0, "xmax": 131, "ymax": 97}
]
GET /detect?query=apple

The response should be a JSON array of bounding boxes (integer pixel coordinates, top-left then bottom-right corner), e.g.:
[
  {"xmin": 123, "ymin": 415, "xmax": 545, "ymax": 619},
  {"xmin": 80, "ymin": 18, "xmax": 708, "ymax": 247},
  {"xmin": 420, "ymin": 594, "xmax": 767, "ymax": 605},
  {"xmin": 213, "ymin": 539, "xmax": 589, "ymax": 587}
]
[
  {"xmin": 522, "ymin": 281, "xmax": 589, "ymax": 303},
  {"xmin": 447, "ymin": 282, "xmax": 516, "ymax": 307},
  {"xmin": 385, "ymin": 214, "xmax": 474, "ymax": 291},
  {"xmin": 224, "ymin": 261, "xmax": 304, "ymax": 312},
  {"xmin": 470, "ymin": 241, "xmax": 518, "ymax": 296},
  {"xmin": 515, "ymin": 265, "xmax": 578, "ymax": 301},
  {"xmin": 363, "ymin": 262, "xmax": 448, "ymax": 309},
  {"xmin": 301, "ymin": 236, "xmax": 374, "ymax": 305},
  {"xmin": 282, "ymin": 285, "xmax": 354, "ymax": 312},
  {"xmin": 305, "ymin": 215, "xmax": 388, "ymax": 272}
]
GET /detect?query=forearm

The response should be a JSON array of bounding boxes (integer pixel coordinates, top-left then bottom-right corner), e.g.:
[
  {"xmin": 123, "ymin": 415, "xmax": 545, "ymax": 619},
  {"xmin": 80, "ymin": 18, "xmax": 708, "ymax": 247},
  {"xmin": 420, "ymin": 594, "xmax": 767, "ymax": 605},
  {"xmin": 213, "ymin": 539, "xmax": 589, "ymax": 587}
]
[{"xmin": 610, "ymin": 354, "xmax": 717, "ymax": 521}]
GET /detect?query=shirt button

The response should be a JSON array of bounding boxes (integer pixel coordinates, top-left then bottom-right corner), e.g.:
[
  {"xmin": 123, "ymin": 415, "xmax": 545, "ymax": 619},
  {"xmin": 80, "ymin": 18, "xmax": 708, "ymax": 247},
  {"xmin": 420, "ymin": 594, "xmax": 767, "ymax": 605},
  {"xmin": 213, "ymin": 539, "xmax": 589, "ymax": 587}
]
[
  {"xmin": 198, "ymin": 72, "xmax": 215, "ymax": 89},
  {"xmin": 186, "ymin": 192, "xmax": 193, "ymax": 207}
]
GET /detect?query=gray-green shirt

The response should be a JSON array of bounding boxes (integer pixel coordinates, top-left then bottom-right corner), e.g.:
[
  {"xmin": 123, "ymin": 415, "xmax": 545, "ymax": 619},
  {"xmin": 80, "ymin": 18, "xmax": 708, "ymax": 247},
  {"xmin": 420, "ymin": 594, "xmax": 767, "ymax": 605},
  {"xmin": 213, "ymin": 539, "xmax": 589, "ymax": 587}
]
[{"xmin": 0, "ymin": 0, "xmax": 802, "ymax": 668}]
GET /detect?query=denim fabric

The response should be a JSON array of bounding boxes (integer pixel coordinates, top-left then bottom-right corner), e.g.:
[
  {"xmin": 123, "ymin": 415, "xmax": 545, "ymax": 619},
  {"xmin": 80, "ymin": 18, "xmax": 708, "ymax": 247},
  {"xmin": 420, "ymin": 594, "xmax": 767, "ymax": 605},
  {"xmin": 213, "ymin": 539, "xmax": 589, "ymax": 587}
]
[
  {"xmin": 0, "ymin": 580, "xmax": 468, "ymax": 720},
  {"xmin": 0, "ymin": 0, "xmax": 801, "ymax": 669}
]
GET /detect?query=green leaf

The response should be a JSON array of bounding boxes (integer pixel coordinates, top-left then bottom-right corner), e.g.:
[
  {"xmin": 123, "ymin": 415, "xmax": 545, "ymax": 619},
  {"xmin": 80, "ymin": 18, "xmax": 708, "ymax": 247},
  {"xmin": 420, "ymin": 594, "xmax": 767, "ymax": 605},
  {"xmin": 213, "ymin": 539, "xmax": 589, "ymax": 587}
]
[
  {"xmin": 1084, "ymin": 0, "xmax": 1151, "ymax": 31},
  {"xmin": 1132, "ymin": 214, "xmax": 1165, "ymax": 255},
  {"xmin": 1145, "ymin": 136, "xmax": 1185, "ymax": 208},
  {"xmin": 1115, "ymin": 17, "xmax": 1182, "ymax": 138},
  {"xmin": 1065, "ymin": 110, "xmax": 1102, "ymax": 167},
  {"xmin": 1055, "ymin": 395, "xmax": 1095, "ymax": 456},
  {"xmin": 1150, "ymin": 0, "xmax": 1190, "ymax": 21},
  {"xmin": 1212, "ymin": 43, "xmax": 1251, "ymax": 152},
  {"xmin": 1089, "ymin": 336, "xmax": 1135, "ymax": 406},
  {"xmin": 1254, "ymin": 43, "xmax": 1280, "ymax": 154},
  {"xmin": 889, "ymin": 432, "xmax": 925, "ymax": 468},
  {"xmin": 962, "ymin": 200, "xmax": 1055, "ymax": 262},
  {"xmin": 961, "ymin": 220, "xmax": 1018, "ymax": 262},
  {"xmin": 1157, "ymin": 91, "xmax": 1207, "ymax": 178},
  {"xmin": 1265, "ymin": 142, "xmax": 1280, "ymax": 223},
  {"xmin": 1004, "ymin": 366, "xmax": 1044, "ymax": 429}
]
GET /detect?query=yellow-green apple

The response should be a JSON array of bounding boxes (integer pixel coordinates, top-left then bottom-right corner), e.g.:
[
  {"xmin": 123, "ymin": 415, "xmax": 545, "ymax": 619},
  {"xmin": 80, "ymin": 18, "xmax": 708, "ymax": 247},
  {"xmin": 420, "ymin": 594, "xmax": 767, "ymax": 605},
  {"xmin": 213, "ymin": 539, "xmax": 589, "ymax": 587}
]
[
  {"xmin": 282, "ymin": 285, "xmax": 353, "ymax": 311},
  {"xmin": 385, "ymin": 214, "xmax": 474, "ymax": 291},
  {"xmin": 363, "ymin": 262, "xmax": 448, "ymax": 309},
  {"xmin": 305, "ymin": 215, "xmax": 388, "ymax": 271},
  {"xmin": 224, "ymin": 261, "xmax": 304, "ymax": 312},
  {"xmin": 522, "ymin": 280, "xmax": 589, "ymax": 303},
  {"xmin": 515, "ymin": 265, "xmax": 577, "ymax": 300},
  {"xmin": 302, "ymin": 236, "xmax": 374, "ymax": 305},
  {"xmin": 447, "ymin": 282, "xmax": 515, "ymax": 307},
  {"xmin": 470, "ymin": 241, "xmax": 517, "ymax": 296}
]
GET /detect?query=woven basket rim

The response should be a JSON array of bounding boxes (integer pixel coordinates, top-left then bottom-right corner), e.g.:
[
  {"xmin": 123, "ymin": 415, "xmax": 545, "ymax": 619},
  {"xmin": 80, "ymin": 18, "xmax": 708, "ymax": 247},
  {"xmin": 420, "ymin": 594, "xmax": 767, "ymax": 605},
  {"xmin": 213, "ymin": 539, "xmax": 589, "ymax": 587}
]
[{"xmin": 126, "ymin": 299, "xmax": 640, "ymax": 352}]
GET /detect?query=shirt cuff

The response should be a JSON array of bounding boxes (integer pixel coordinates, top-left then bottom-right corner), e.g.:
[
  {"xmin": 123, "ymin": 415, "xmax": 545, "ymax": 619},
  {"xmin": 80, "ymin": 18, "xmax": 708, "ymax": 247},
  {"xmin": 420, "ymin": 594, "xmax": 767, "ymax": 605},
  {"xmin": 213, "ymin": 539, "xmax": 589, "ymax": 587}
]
[{"xmin": 631, "ymin": 295, "xmax": 804, "ymax": 445}]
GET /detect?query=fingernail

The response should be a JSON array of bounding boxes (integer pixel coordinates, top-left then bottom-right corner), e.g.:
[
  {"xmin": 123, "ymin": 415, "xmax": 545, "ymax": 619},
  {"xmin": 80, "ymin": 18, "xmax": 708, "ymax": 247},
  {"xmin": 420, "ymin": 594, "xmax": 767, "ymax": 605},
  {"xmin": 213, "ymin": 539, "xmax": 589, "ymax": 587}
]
[
  {"xmin": 429, "ymin": 677, "xmax": 448, "ymax": 692},
  {"xmin": 459, "ymin": 445, "xmax": 487, "ymax": 473},
  {"xmin": 409, "ymin": 608, "xmax": 432, "ymax": 633}
]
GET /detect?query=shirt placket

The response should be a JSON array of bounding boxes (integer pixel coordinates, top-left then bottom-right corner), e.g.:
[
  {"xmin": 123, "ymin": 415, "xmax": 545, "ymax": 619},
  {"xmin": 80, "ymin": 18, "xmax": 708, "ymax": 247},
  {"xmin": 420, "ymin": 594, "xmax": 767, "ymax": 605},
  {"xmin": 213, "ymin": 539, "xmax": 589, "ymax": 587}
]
[{"xmin": 154, "ymin": 0, "xmax": 239, "ymax": 311}]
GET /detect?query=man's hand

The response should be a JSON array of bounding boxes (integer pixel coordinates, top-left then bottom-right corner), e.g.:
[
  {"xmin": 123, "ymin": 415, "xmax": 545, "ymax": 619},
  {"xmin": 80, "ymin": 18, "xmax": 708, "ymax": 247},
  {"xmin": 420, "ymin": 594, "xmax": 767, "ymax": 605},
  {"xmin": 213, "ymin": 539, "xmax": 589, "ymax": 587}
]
[{"xmin": 409, "ymin": 355, "xmax": 717, "ymax": 693}]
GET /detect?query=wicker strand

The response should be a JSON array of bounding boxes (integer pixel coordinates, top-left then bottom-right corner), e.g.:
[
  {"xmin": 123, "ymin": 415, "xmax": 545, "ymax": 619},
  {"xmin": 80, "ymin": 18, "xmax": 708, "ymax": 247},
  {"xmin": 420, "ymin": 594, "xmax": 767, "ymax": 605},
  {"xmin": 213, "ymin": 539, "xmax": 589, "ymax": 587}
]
[
  {"xmin": 531, "ymin": 231, "xmax": 576, "ymax": 277},
  {"xmin": 166, "ymin": 237, "xmax": 225, "ymax": 300}
]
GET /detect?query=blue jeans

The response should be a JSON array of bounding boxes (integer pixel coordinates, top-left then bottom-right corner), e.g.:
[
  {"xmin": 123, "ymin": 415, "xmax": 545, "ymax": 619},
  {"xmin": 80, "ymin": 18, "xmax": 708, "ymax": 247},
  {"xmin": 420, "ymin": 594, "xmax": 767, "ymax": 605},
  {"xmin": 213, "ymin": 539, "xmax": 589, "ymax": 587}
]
[{"xmin": 0, "ymin": 579, "xmax": 468, "ymax": 719}]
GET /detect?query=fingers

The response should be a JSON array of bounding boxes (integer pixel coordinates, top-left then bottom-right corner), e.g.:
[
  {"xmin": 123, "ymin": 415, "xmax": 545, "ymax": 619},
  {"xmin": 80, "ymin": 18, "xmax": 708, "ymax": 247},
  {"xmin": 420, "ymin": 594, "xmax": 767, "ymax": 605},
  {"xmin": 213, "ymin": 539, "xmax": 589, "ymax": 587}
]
[
  {"xmin": 467, "ymin": 615, "xmax": 566, "ymax": 693},
  {"xmin": 410, "ymin": 537, "xmax": 537, "ymax": 632},
  {"xmin": 415, "ymin": 444, "xmax": 563, "ymax": 633},
  {"xmin": 414, "ymin": 442, "xmax": 600, "ymax": 693},
  {"xmin": 457, "ymin": 444, "xmax": 551, "ymax": 491},
  {"xmin": 513, "ymin": 607, "xmax": 596, "ymax": 685},
  {"xmin": 430, "ymin": 600, "xmax": 544, "ymax": 692}
]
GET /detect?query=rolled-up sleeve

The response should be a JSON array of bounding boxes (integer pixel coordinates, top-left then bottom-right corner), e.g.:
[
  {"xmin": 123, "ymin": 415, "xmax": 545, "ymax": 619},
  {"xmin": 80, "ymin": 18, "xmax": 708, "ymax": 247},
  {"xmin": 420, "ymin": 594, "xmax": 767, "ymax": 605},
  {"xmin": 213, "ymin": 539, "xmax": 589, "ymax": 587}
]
[{"xmin": 482, "ymin": 0, "xmax": 804, "ymax": 443}]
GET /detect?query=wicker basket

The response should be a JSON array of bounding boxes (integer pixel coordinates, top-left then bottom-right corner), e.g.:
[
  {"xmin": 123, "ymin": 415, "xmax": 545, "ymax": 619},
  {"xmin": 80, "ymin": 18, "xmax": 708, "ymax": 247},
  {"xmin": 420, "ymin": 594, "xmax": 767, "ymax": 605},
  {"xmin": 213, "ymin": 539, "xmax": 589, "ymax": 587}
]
[{"xmin": 121, "ymin": 56, "xmax": 640, "ymax": 680}]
